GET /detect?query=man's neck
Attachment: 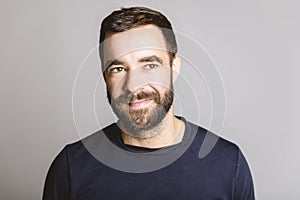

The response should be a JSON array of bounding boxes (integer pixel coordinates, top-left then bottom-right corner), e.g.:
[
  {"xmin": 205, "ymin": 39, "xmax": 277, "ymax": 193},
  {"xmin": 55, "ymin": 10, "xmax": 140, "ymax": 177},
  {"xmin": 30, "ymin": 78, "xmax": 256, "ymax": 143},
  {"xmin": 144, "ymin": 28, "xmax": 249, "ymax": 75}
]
[{"xmin": 120, "ymin": 110, "xmax": 185, "ymax": 149}]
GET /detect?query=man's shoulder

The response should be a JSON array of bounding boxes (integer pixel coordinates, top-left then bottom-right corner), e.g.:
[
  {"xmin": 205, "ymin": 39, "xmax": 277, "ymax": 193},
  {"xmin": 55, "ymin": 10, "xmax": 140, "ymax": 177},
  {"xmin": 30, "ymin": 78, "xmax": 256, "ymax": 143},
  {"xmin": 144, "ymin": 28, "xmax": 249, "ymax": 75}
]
[
  {"xmin": 187, "ymin": 120, "xmax": 240, "ymax": 161},
  {"xmin": 187, "ymin": 120, "xmax": 238, "ymax": 147},
  {"xmin": 64, "ymin": 123, "xmax": 119, "ymax": 153}
]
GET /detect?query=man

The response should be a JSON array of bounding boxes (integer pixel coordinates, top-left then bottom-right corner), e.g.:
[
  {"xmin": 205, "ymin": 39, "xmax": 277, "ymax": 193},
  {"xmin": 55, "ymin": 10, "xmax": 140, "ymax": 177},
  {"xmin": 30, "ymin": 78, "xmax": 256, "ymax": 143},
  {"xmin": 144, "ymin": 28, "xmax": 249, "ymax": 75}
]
[{"xmin": 43, "ymin": 6, "xmax": 255, "ymax": 199}]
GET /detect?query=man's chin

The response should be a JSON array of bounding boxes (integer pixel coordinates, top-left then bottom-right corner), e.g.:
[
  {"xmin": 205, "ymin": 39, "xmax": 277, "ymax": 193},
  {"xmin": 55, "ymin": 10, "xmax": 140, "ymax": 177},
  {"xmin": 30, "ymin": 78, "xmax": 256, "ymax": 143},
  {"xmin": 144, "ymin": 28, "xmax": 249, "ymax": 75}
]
[
  {"xmin": 122, "ymin": 111, "xmax": 153, "ymax": 128},
  {"xmin": 129, "ymin": 115, "xmax": 151, "ymax": 127},
  {"xmin": 117, "ymin": 112, "xmax": 163, "ymax": 138}
]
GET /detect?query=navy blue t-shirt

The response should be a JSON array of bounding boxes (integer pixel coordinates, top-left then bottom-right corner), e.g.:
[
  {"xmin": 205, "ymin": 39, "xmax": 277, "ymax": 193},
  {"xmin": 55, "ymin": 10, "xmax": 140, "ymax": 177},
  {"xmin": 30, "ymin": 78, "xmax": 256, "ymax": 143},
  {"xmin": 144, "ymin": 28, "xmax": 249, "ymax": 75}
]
[{"xmin": 43, "ymin": 119, "xmax": 255, "ymax": 200}]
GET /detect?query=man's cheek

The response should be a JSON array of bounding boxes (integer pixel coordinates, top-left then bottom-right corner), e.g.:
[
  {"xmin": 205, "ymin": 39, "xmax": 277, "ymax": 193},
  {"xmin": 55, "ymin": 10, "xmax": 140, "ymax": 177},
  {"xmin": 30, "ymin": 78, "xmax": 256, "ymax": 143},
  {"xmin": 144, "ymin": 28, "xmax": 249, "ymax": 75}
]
[
  {"xmin": 140, "ymin": 68, "xmax": 171, "ymax": 89},
  {"xmin": 108, "ymin": 81, "xmax": 125, "ymax": 99}
]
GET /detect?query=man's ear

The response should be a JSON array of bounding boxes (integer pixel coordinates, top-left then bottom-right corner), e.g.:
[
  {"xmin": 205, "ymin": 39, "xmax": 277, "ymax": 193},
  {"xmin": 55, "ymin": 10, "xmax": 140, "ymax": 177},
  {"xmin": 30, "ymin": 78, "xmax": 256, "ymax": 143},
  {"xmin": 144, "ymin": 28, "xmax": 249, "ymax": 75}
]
[
  {"xmin": 172, "ymin": 53, "xmax": 181, "ymax": 82},
  {"xmin": 103, "ymin": 72, "xmax": 107, "ymax": 82}
]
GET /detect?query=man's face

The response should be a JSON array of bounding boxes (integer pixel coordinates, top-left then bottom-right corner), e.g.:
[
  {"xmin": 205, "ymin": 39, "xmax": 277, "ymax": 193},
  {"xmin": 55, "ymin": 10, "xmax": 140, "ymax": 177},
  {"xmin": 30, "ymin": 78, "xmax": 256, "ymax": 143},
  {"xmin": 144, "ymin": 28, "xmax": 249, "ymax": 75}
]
[{"xmin": 102, "ymin": 25, "xmax": 176, "ymax": 138}]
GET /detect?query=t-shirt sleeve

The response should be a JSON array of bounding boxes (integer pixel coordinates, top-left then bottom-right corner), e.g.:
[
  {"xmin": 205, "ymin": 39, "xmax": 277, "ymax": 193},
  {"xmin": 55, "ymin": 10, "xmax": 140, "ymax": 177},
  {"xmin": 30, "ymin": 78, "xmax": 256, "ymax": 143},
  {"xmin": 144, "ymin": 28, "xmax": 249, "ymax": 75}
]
[
  {"xmin": 43, "ymin": 146, "xmax": 71, "ymax": 200},
  {"xmin": 233, "ymin": 148, "xmax": 255, "ymax": 200}
]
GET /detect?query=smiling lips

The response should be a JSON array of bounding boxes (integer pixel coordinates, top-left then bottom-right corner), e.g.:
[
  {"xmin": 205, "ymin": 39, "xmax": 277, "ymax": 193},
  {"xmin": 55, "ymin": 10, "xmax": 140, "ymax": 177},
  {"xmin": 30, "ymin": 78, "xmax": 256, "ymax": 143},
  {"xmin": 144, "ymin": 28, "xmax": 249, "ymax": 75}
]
[{"xmin": 129, "ymin": 98, "xmax": 153, "ymax": 108}]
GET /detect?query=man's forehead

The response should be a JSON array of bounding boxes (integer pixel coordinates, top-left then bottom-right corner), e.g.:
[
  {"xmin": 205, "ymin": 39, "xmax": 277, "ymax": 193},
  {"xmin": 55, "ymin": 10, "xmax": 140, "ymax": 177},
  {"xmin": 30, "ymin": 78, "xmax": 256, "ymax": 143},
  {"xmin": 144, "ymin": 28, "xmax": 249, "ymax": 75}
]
[{"xmin": 102, "ymin": 25, "xmax": 168, "ymax": 63}]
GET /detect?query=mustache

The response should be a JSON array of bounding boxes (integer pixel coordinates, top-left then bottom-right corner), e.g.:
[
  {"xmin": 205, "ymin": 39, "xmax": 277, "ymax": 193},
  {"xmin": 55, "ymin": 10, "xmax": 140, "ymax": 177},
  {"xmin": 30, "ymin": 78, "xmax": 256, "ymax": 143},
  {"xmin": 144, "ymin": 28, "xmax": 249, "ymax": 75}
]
[{"xmin": 116, "ymin": 90, "xmax": 160, "ymax": 104}]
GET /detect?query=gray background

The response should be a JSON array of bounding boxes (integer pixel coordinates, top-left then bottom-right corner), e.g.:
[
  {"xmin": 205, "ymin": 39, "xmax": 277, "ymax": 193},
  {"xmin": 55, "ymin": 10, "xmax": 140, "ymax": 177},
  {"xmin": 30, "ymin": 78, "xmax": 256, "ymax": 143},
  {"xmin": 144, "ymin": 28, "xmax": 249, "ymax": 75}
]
[{"xmin": 1, "ymin": 0, "xmax": 299, "ymax": 199}]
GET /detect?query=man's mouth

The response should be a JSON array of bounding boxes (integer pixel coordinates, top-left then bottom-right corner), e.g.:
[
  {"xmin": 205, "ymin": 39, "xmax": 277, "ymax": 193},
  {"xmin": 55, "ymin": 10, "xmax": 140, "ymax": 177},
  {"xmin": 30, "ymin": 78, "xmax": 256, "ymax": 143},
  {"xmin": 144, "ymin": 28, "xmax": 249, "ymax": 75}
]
[{"xmin": 129, "ymin": 98, "xmax": 153, "ymax": 108}]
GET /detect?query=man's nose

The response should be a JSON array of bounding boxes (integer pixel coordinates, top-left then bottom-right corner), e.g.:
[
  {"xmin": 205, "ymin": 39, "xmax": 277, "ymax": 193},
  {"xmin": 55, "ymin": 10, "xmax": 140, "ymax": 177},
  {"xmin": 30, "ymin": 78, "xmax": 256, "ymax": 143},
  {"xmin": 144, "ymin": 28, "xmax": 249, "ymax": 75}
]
[{"xmin": 123, "ymin": 69, "xmax": 147, "ymax": 92}]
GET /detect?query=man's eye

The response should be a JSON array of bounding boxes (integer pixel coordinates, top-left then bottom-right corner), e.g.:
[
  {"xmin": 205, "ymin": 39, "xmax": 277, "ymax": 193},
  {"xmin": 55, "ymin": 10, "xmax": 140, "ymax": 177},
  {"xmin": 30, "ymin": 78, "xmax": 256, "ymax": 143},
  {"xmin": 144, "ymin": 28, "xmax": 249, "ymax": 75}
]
[
  {"xmin": 110, "ymin": 67, "xmax": 125, "ymax": 73},
  {"xmin": 144, "ymin": 64, "xmax": 158, "ymax": 70}
]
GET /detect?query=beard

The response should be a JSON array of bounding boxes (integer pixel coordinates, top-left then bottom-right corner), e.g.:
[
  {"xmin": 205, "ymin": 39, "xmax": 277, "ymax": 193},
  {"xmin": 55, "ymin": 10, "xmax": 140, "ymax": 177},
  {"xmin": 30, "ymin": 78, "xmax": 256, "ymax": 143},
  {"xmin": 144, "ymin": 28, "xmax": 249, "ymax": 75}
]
[{"xmin": 108, "ymin": 85, "xmax": 174, "ymax": 138}]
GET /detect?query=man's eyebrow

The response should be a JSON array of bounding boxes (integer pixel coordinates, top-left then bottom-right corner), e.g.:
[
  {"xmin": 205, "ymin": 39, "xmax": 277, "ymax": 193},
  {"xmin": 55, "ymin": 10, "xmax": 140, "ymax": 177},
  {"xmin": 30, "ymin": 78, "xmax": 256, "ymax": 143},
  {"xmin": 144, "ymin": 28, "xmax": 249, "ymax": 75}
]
[
  {"xmin": 105, "ymin": 59, "xmax": 124, "ymax": 70},
  {"xmin": 105, "ymin": 55, "xmax": 163, "ymax": 70},
  {"xmin": 138, "ymin": 55, "xmax": 163, "ymax": 64}
]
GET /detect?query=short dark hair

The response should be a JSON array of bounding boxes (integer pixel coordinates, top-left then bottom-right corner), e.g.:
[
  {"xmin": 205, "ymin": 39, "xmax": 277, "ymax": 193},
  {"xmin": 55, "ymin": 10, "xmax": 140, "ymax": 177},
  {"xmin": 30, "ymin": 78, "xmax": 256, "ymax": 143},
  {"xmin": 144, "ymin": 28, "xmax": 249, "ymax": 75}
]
[{"xmin": 99, "ymin": 6, "xmax": 178, "ymax": 67}]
